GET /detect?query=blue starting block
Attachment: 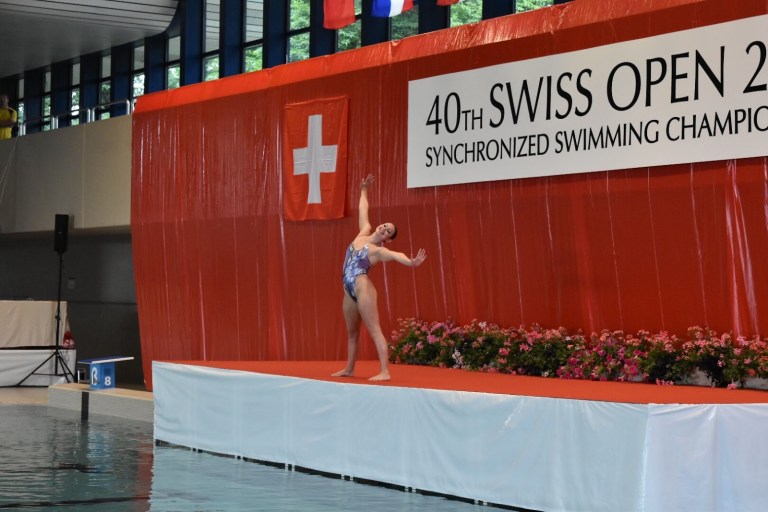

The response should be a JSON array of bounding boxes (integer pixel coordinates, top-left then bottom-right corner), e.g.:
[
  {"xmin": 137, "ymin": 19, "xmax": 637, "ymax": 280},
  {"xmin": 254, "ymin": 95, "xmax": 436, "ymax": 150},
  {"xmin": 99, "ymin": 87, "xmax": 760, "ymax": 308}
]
[{"xmin": 78, "ymin": 356, "xmax": 135, "ymax": 390}]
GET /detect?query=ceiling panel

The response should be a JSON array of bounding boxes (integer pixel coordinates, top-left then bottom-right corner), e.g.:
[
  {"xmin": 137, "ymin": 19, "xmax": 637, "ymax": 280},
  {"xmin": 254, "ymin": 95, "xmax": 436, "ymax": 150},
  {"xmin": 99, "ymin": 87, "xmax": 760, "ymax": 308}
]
[{"xmin": 0, "ymin": 0, "xmax": 179, "ymax": 79}]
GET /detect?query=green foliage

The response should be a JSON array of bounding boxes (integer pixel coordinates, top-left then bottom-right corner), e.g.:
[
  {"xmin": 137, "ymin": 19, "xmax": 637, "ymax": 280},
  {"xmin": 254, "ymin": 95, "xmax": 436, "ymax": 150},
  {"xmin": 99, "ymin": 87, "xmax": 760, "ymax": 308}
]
[
  {"xmin": 290, "ymin": 0, "xmax": 311, "ymax": 31},
  {"xmin": 338, "ymin": 0, "xmax": 362, "ymax": 51},
  {"xmin": 167, "ymin": 65, "xmax": 181, "ymax": 89},
  {"xmin": 451, "ymin": 0, "xmax": 482, "ymax": 27},
  {"xmin": 517, "ymin": 0, "xmax": 554, "ymax": 13},
  {"xmin": 204, "ymin": 56, "xmax": 220, "ymax": 81},
  {"xmin": 392, "ymin": 7, "xmax": 418, "ymax": 41},
  {"xmin": 338, "ymin": 21, "xmax": 361, "ymax": 53},
  {"xmin": 289, "ymin": 33, "xmax": 311, "ymax": 63},
  {"xmin": 285, "ymin": 0, "xmax": 555, "ymax": 59},
  {"xmin": 244, "ymin": 46, "xmax": 263, "ymax": 73},
  {"xmin": 132, "ymin": 74, "xmax": 145, "ymax": 97}
]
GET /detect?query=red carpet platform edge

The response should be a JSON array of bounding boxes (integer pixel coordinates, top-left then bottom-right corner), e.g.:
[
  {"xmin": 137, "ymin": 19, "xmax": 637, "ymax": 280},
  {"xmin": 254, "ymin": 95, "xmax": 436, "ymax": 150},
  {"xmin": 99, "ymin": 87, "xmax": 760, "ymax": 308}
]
[{"xmin": 165, "ymin": 360, "xmax": 768, "ymax": 405}]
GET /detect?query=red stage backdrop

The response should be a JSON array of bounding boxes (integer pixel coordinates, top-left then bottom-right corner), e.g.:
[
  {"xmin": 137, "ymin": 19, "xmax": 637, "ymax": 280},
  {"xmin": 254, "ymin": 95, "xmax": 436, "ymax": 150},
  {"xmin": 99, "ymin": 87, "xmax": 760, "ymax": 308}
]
[{"xmin": 132, "ymin": 0, "xmax": 768, "ymax": 389}]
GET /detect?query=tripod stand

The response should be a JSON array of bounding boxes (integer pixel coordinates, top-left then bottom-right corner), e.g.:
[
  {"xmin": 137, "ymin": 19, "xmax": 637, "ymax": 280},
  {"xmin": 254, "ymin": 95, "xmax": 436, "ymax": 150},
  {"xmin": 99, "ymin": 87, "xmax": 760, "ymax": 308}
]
[{"xmin": 16, "ymin": 249, "xmax": 75, "ymax": 386}]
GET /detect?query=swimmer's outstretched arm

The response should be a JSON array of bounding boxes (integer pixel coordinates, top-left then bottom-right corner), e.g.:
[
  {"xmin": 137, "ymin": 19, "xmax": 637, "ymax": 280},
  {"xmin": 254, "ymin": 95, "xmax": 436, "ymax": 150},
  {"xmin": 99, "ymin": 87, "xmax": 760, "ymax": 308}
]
[
  {"xmin": 374, "ymin": 247, "xmax": 427, "ymax": 267},
  {"xmin": 357, "ymin": 174, "xmax": 374, "ymax": 236}
]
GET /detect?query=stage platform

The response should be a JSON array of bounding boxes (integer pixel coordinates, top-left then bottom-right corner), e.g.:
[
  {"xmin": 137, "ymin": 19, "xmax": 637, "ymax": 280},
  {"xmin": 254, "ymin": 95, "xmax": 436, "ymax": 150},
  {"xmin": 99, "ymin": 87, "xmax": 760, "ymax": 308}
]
[{"xmin": 153, "ymin": 360, "xmax": 768, "ymax": 512}]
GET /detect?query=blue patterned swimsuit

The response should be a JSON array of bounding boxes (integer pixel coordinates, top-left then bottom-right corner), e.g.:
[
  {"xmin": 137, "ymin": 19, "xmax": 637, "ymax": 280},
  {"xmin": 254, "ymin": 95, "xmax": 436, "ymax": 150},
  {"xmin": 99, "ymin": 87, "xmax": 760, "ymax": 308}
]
[{"xmin": 342, "ymin": 243, "xmax": 371, "ymax": 301}]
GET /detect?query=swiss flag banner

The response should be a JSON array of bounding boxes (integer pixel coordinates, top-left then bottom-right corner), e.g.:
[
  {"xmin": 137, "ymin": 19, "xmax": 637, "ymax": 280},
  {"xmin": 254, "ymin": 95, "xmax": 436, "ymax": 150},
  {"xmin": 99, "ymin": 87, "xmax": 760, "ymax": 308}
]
[{"xmin": 283, "ymin": 97, "xmax": 348, "ymax": 221}]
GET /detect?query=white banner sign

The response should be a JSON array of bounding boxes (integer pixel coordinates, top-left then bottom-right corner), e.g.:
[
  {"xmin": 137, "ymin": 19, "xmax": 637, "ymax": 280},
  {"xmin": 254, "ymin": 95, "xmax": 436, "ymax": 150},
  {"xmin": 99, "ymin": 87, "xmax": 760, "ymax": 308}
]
[{"xmin": 407, "ymin": 15, "xmax": 768, "ymax": 188}]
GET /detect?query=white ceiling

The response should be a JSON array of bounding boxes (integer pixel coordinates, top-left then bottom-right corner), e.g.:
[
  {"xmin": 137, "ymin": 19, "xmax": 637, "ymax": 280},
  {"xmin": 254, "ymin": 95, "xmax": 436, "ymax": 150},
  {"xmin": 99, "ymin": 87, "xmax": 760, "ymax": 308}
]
[{"xmin": 0, "ymin": 0, "xmax": 179, "ymax": 78}]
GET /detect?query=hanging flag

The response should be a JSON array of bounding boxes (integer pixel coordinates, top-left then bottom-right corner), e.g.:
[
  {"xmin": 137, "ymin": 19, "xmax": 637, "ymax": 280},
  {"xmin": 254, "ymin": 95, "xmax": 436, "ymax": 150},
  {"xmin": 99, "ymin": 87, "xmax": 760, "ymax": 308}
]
[
  {"xmin": 436, "ymin": 0, "xmax": 462, "ymax": 5},
  {"xmin": 283, "ymin": 97, "xmax": 349, "ymax": 221},
  {"xmin": 324, "ymin": 0, "xmax": 356, "ymax": 29},
  {"xmin": 372, "ymin": 0, "xmax": 414, "ymax": 17}
]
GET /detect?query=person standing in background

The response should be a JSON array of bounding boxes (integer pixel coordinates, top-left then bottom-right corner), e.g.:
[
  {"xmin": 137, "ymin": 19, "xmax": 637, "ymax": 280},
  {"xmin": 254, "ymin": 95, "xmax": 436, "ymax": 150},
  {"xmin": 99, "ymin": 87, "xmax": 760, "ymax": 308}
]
[{"xmin": 0, "ymin": 94, "xmax": 18, "ymax": 140}]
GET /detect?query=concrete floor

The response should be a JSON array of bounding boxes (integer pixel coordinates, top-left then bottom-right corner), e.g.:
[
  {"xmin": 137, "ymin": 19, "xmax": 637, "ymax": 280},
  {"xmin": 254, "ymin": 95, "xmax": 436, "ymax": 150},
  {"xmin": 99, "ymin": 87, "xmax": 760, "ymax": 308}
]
[{"xmin": 0, "ymin": 386, "xmax": 49, "ymax": 404}]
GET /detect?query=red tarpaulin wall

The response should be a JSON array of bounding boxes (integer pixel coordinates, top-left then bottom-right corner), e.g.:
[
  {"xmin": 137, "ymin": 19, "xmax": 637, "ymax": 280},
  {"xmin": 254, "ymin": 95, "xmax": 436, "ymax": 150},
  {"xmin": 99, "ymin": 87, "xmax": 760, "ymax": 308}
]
[{"xmin": 132, "ymin": 0, "xmax": 768, "ymax": 389}]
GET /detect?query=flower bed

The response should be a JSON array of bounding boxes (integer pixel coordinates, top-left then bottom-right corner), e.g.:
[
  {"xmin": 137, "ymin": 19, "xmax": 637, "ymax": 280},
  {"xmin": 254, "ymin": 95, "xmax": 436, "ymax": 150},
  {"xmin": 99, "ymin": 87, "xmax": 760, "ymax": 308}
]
[{"xmin": 389, "ymin": 319, "xmax": 768, "ymax": 389}]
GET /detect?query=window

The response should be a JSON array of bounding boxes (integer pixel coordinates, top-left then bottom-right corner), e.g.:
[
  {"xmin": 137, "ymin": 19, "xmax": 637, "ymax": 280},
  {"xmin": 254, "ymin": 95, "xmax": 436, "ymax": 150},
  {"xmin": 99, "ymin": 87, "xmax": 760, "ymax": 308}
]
[
  {"xmin": 244, "ymin": 0, "xmax": 264, "ymax": 41},
  {"xmin": 244, "ymin": 45, "xmax": 263, "ymax": 73},
  {"xmin": 167, "ymin": 36, "xmax": 181, "ymax": 89},
  {"xmin": 289, "ymin": 0, "xmax": 309, "ymax": 31},
  {"xmin": 132, "ymin": 45, "xmax": 145, "ymax": 99},
  {"xmin": 204, "ymin": 0, "xmax": 221, "ymax": 81},
  {"xmin": 288, "ymin": 32, "xmax": 309, "ymax": 63},
  {"xmin": 167, "ymin": 65, "xmax": 181, "ymax": 89},
  {"xmin": 7, "ymin": 0, "xmax": 572, "ymax": 133},
  {"xmin": 243, "ymin": 0, "xmax": 264, "ymax": 72},
  {"xmin": 288, "ymin": 0, "xmax": 310, "ymax": 63},
  {"xmin": 99, "ymin": 54, "xmax": 112, "ymax": 119},
  {"xmin": 450, "ymin": 0, "xmax": 482, "ymax": 27},
  {"xmin": 17, "ymin": 77, "xmax": 25, "ymax": 125},
  {"xmin": 204, "ymin": 56, "xmax": 220, "ymax": 81},
  {"xmin": 43, "ymin": 71, "xmax": 51, "ymax": 130},
  {"xmin": 71, "ymin": 62, "xmax": 80, "ymax": 126},
  {"xmin": 392, "ymin": 5, "xmax": 419, "ymax": 41},
  {"xmin": 205, "ymin": 0, "xmax": 220, "ymax": 53},
  {"xmin": 337, "ymin": 0, "xmax": 362, "ymax": 53},
  {"xmin": 518, "ymin": 0, "xmax": 554, "ymax": 12}
]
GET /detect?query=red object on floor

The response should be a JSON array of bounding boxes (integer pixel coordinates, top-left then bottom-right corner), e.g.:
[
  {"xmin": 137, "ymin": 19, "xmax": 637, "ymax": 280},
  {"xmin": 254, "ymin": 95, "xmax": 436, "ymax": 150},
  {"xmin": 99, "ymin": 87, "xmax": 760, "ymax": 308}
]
[{"xmin": 168, "ymin": 360, "xmax": 768, "ymax": 405}]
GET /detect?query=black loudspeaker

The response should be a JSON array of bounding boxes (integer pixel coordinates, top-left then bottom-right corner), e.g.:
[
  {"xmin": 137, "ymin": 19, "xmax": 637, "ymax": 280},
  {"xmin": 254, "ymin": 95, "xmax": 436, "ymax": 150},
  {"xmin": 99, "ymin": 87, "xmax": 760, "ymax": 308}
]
[{"xmin": 54, "ymin": 214, "xmax": 69, "ymax": 254}]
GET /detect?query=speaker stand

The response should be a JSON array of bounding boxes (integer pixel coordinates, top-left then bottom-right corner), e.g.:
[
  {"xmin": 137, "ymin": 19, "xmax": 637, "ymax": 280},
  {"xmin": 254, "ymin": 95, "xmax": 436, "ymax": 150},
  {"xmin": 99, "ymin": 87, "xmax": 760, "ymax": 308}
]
[{"xmin": 16, "ymin": 251, "xmax": 75, "ymax": 386}]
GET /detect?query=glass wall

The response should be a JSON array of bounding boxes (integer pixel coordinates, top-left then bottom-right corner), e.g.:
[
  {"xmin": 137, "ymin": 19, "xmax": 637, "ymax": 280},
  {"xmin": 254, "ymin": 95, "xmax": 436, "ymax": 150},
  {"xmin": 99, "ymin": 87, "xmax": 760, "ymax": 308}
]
[
  {"xmin": 99, "ymin": 55, "xmax": 111, "ymax": 120},
  {"xmin": 71, "ymin": 62, "xmax": 80, "ymax": 126},
  {"xmin": 133, "ymin": 45, "xmax": 146, "ymax": 100},
  {"xmin": 167, "ymin": 36, "xmax": 181, "ymax": 90},
  {"xmin": 244, "ymin": 0, "xmax": 264, "ymax": 72},
  {"xmin": 42, "ymin": 71, "xmax": 51, "ymax": 130},
  {"xmin": 7, "ymin": 0, "xmax": 561, "ymax": 134}
]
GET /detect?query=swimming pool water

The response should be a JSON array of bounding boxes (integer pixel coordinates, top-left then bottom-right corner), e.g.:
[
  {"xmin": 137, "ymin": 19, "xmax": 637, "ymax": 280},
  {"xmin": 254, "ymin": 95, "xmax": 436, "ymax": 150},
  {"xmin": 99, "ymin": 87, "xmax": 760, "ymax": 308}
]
[{"xmin": 0, "ymin": 405, "xmax": 487, "ymax": 511}]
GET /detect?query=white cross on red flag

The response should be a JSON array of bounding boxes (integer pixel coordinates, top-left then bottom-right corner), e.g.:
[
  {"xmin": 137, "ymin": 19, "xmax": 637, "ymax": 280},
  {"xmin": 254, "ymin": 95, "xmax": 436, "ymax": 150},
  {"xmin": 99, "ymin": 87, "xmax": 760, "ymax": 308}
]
[{"xmin": 283, "ymin": 97, "xmax": 348, "ymax": 221}]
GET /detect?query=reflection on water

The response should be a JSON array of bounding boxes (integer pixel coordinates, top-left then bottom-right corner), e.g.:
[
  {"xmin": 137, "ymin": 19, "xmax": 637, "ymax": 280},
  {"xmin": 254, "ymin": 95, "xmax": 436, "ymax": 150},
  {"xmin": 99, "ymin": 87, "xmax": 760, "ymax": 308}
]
[
  {"xmin": 0, "ymin": 405, "xmax": 152, "ymax": 511},
  {"xmin": 0, "ymin": 405, "xmax": 481, "ymax": 512}
]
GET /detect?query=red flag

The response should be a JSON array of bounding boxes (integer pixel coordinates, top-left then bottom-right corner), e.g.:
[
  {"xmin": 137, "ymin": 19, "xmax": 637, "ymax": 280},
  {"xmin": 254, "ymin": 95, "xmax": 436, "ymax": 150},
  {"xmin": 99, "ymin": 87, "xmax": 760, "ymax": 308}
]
[
  {"xmin": 436, "ymin": 0, "xmax": 462, "ymax": 5},
  {"xmin": 283, "ymin": 97, "xmax": 348, "ymax": 221},
  {"xmin": 324, "ymin": 0, "xmax": 356, "ymax": 29}
]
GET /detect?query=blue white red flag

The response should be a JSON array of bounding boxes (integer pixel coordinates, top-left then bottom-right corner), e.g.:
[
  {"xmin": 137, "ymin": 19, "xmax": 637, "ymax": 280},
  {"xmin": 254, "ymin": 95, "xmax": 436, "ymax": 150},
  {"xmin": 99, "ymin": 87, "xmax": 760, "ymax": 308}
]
[{"xmin": 372, "ymin": 0, "xmax": 414, "ymax": 17}]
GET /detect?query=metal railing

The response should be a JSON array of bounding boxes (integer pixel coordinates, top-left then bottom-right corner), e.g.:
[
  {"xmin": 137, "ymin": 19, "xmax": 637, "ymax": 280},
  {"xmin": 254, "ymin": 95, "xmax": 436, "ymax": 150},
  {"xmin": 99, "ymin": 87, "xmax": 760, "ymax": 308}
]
[{"xmin": 17, "ymin": 98, "xmax": 134, "ymax": 136}]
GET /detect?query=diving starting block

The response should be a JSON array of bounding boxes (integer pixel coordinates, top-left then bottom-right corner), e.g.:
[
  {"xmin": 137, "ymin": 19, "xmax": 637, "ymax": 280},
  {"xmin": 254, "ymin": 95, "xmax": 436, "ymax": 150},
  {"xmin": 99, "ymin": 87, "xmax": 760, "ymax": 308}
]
[{"xmin": 78, "ymin": 356, "xmax": 134, "ymax": 390}]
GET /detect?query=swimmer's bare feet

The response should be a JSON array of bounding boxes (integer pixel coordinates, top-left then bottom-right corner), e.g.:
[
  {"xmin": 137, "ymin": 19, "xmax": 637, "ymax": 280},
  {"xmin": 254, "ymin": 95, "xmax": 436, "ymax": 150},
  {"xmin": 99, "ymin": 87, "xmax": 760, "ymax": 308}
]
[
  {"xmin": 332, "ymin": 369, "xmax": 354, "ymax": 377},
  {"xmin": 368, "ymin": 371, "xmax": 390, "ymax": 382}
]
